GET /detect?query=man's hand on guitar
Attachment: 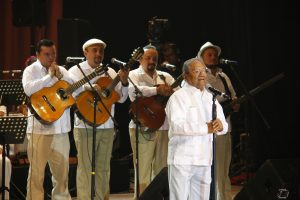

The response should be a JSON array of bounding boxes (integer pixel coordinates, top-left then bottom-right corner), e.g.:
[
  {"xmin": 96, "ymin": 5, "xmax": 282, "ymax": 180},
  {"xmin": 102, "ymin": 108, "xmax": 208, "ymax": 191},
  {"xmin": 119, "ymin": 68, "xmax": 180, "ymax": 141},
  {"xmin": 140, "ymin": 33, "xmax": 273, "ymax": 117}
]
[
  {"xmin": 156, "ymin": 84, "xmax": 173, "ymax": 96},
  {"xmin": 118, "ymin": 69, "xmax": 129, "ymax": 86}
]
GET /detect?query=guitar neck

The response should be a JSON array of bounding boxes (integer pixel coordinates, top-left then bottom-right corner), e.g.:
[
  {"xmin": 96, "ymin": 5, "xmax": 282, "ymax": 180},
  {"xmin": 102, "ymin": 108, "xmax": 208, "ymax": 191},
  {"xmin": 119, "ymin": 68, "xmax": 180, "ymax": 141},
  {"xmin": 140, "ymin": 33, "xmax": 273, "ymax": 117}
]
[
  {"xmin": 65, "ymin": 68, "xmax": 101, "ymax": 94},
  {"xmin": 222, "ymin": 73, "xmax": 285, "ymax": 117},
  {"xmin": 171, "ymin": 74, "xmax": 184, "ymax": 89}
]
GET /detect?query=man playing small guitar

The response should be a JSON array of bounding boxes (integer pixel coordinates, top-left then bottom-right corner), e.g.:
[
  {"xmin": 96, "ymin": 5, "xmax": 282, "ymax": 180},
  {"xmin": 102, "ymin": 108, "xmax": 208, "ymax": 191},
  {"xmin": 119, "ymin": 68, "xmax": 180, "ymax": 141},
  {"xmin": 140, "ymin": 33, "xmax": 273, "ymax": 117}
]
[
  {"xmin": 68, "ymin": 38, "xmax": 129, "ymax": 200},
  {"xmin": 22, "ymin": 39, "xmax": 73, "ymax": 199},
  {"xmin": 128, "ymin": 44, "xmax": 179, "ymax": 199}
]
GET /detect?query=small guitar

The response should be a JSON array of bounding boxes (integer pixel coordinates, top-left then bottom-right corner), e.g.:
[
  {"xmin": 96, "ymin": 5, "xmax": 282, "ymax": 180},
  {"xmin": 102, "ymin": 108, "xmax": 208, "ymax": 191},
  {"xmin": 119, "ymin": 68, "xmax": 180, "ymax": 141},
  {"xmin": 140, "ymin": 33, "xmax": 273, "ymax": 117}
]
[
  {"xmin": 130, "ymin": 73, "xmax": 184, "ymax": 131},
  {"xmin": 75, "ymin": 47, "xmax": 144, "ymax": 126},
  {"xmin": 222, "ymin": 73, "xmax": 285, "ymax": 117},
  {"xmin": 29, "ymin": 65, "xmax": 107, "ymax": 124}
]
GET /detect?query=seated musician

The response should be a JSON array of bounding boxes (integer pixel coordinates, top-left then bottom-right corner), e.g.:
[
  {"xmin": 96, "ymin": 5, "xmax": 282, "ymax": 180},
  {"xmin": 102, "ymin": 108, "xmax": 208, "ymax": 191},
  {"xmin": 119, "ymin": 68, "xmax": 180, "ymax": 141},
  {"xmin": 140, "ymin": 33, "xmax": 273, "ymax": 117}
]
[{"xmin": 0, "ymin": 106, "xmax": 12, "ymax": 200}]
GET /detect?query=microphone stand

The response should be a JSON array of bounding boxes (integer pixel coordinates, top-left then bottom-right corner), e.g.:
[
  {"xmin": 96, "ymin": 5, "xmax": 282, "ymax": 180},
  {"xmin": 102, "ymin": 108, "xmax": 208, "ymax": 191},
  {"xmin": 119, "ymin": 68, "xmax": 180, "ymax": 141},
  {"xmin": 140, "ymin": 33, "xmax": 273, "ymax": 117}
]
[
  {"xmin": 128, "ymin": 76, "xmax": 143, "ymax": 199},
  {"xmin": 75, "ymin": 62, "xmax": 118, "ymax": 200},
  {"xmin": 211, "ymin": 93, "xmax": 217, "ymax": 200}
]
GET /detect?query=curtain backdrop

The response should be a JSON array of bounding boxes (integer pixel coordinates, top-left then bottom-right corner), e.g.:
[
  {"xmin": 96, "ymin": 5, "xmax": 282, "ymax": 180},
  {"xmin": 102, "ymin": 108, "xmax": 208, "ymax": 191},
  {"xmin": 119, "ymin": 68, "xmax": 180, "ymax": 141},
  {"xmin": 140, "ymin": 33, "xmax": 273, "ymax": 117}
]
[{"xmin": 0, "ymin": 0, "xmax": 62, "ymax": 78}]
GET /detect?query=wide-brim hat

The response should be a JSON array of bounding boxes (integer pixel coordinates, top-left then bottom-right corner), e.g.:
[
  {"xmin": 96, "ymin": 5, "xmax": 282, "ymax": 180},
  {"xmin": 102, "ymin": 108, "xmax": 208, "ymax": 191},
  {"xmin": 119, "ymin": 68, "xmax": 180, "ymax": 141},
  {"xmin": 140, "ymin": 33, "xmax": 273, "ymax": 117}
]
[
  {"xmin": 82, "ymin": 38, "xmax": 106, "ymax": 51},
  {"xmin": 197, "ymin": 41, "xmax": 221, "ymax": 58}
]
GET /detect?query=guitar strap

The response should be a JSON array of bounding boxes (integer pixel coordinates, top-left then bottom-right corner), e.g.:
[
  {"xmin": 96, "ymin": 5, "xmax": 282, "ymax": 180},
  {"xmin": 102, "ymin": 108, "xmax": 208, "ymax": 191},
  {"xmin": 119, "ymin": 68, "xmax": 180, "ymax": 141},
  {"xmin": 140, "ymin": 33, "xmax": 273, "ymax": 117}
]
[
  {"xmin": 218, "ymin": 73, "xmax": 232, "ymax": 99},
  {"xmin": 158, "ymin": 74, "xmax": 167, "ymax": 85}
]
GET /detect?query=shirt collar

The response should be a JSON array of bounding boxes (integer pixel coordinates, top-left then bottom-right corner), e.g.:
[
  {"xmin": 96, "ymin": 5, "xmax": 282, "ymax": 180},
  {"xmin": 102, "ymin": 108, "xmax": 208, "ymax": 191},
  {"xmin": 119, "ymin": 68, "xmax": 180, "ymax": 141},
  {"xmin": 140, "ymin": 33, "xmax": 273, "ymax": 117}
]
[{"xmin": 137, "ymin": 65, "xmax": 158, "ymax": 78}]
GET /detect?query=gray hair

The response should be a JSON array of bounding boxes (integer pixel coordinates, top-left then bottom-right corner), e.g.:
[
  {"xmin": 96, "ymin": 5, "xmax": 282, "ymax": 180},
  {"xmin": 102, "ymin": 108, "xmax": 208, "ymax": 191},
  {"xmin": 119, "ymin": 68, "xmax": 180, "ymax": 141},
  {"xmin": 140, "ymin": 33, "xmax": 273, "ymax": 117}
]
[{"xmin": 182, "ymin": 57, "xmax": 205, "ymax": 74}]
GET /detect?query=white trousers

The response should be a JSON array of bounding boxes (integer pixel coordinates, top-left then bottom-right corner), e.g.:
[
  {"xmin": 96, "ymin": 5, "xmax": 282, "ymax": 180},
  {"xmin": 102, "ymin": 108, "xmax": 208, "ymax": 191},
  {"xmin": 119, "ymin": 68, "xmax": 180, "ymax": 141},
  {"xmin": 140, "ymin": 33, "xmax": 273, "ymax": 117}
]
[
  {"xmin": 216, "ymin": 132, "xmax": 232, "ymax": 200},
  {"xmin": 0, "ymin": 156, "xmax": 11, "ymax": 200},
  {"xmin": 129, "ymin": 128, "xmax": 168, "ymax": 199},
  {"xmin": 74, "ymin": 128, "xmax": 114, "ymax": 200},
  {"xmin": 168, "ymin": 165, "xmax": 211, "ymax": 200},
  {"xmin": 26, "ymin": 133, "xmax": 71, "ymax": 200}
]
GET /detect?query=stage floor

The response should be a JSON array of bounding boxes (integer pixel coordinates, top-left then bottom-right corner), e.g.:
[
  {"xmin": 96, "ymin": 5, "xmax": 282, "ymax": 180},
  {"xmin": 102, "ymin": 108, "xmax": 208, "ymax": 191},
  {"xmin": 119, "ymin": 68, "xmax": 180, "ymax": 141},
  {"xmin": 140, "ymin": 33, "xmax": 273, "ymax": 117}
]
[{"xmin": 71, "ymin": 185, "xmax": 242, "ymax": 200}]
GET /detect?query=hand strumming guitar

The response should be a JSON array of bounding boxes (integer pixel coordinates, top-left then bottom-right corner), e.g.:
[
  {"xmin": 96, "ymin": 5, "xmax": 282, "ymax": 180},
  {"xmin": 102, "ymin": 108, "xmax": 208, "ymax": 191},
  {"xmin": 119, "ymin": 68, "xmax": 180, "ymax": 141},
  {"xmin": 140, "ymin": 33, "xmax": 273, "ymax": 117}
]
[
  {"xmin": 118, "ymin": 68, "xmax": 129, "ymax": 86},
  {"xmin": 156, "ymin": 84, "xmax": 173, "ymax": 96}
]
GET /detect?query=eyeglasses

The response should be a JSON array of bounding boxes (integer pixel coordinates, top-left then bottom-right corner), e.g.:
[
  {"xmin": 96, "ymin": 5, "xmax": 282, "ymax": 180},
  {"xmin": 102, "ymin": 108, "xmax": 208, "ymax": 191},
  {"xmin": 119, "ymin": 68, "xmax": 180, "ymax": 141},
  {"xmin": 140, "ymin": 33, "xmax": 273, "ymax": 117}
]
[{"xmin": 191, "ymin": 67, "xmax": 207, "ymax": 74}]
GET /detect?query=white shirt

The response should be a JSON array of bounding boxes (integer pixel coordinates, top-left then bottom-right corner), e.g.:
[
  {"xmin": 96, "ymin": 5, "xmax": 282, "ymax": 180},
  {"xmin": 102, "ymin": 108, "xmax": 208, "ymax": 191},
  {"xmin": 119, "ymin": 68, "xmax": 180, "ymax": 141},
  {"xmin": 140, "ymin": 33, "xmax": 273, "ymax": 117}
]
[
  {"xmin": 165, "ymin": 83, "xmax": 228, "ymax": 166},
  {"xmin": 68, "ymin": 61, "xmax": 128, "ymax": 129},
  {"xmin": 128, "ymin": 66, "xmax": 175, "ymax": 130},
  {"xmin": 22, "ymin": 60, "xmax": 73, "ymax": 134},
  {"xmin": 207, "ymin": 68, "xmax": 236, "ymax": 132}
]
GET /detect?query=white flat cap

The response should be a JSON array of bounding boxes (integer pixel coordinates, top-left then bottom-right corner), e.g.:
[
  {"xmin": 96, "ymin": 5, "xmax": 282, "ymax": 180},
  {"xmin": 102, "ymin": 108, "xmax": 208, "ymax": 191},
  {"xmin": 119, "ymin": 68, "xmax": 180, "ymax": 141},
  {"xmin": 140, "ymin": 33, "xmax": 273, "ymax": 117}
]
[{"xmin": 82, "ymin": 38, "xmax": 106, "ymax": 51}]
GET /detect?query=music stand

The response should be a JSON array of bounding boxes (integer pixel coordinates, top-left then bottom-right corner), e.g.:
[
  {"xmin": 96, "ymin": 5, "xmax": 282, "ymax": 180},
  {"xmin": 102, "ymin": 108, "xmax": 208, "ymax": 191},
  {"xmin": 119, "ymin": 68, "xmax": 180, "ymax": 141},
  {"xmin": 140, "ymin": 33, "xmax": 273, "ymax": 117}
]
[
  {"xmin": 0, "ymin": 116, "xmax": 27, "ymax": 200},
  {"xmin": 0, "ymin": 80, "xmax": 26, "ymax": 106},
  {"xmin": 0, "ymin": 79, "xmax": 27, "ymax": 199}
]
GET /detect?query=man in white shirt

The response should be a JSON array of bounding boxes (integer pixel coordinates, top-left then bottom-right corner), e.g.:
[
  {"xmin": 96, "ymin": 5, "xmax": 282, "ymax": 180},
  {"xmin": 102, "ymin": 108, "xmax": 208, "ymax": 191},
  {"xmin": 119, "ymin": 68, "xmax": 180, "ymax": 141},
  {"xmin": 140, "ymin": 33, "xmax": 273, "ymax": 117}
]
[
  {"xmin": 22, "ymin": 39, "xmax": 73, "ymax": 200},
  {"xmin": 68, "ymin": 38, "xmax": 129, "ymax": 200},
  {"xmin": 165, "ymin": 57, "xmax": 228, "ymax": 200},
  {"xmin": 197, "ymin": 42, "xmax": 240, "ymax": 200},
  {"xmin": 128, "ymin": 44, "xmax": 175, "ymax": 199}
]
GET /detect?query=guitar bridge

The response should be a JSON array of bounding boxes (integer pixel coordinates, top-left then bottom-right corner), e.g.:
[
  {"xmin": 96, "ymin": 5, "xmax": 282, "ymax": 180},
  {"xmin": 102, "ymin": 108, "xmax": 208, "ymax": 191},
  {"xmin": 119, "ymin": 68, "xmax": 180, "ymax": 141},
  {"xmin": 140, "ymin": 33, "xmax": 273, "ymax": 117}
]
[
  {"xmin": 143, "ymin": 106, "xmax": 156, "ymax": 119},
  {"xmin": 42, "ymin": 95, "xmax": 56, "ymax": 111}
]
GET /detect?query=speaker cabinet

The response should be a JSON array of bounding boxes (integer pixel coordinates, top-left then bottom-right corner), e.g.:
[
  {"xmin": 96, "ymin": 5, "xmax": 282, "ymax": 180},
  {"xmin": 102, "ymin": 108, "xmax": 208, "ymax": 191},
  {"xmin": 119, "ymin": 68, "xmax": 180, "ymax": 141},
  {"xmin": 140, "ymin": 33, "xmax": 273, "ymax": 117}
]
[
  {"xmin": 234, "ymin": 158, "xmax": 300, "ymax": 200},
  {"xmin": 139, "ymin": 167, "xmax": 169, "ymax": 200},
  {"xmin": 57, "ymin": 19, "xmax": 93, "ymax": 67}
]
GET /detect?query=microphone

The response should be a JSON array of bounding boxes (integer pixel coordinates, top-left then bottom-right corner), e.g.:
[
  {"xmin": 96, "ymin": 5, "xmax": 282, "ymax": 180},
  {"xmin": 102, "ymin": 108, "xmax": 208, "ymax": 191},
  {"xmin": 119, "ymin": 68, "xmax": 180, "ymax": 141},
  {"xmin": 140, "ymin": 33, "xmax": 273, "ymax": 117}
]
[
  {"xmin": 219, "ymin": 58, "xmax": 238, "ymax": 65},
  {"xmin": 11, "ymin": 70, "xmax": 22, "ymax": 73},
  {"xmin": 206, "ymin": 85, "xmax": 230, "ymax": 99},
  {"xmin": 111, "ymin": 58, "xmax": 126, "ymax": 67},
  {"xmin": 161, "ymin": 63, "xmax": 176, "ymax": 71},
  {"xmin": 1, "ymin": 70, "xmax": 10, "ymax": 74},
  {"xmin": 66, "ymin": 57, "xmax": 85, "ymax": 63}
]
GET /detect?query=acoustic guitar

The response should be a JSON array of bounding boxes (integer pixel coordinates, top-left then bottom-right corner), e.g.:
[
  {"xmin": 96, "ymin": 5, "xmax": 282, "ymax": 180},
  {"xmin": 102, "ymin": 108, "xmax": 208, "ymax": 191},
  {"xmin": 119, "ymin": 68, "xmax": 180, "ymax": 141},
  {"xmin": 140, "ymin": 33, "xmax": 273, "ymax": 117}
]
[
  {"xmin": 75, "ymin": 47, "xmax": 144, "ymax": 126},
  {"xmin": 130, "ymin": 73, "xmax": 184, "ymax": 131},
  {"xmin": 29, "ymin": 65, "xmax": 107, "ymax": 124}
]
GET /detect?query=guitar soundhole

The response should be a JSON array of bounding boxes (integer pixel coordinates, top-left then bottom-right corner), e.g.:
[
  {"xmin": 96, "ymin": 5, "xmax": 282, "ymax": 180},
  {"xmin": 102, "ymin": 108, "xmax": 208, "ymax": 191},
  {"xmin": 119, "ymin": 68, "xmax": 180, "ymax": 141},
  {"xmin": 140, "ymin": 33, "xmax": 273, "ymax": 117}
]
[
  {"xmin": 57, "ymin": 88, "xmax": 67, "ymax": 100},
  {"xmin": 101, "ymin": 89, "xmax": 110, "ymax": 98}
]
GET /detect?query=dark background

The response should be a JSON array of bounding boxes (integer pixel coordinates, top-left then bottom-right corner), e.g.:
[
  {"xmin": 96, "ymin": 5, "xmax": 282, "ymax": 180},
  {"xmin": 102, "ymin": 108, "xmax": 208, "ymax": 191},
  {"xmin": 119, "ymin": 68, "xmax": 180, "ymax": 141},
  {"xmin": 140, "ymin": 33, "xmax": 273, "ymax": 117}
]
[
  {"xmin": 62, "ymin": 0, "xmax": 298, "ymax": 168},
  {"xmin": 2, "ymin": 0, "xmax": 299, "ymax": 172}
]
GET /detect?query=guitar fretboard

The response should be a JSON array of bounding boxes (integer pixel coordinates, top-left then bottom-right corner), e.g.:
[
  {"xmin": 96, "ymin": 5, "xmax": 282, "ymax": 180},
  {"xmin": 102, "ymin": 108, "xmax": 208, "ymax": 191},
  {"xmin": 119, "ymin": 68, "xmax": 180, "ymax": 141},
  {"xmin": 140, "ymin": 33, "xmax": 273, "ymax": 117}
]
[{"xmin": 65, "ymin": 66, "xmax": 105, "ymax": 94}]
